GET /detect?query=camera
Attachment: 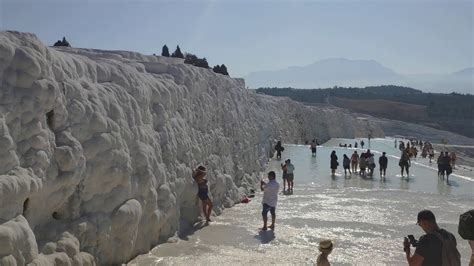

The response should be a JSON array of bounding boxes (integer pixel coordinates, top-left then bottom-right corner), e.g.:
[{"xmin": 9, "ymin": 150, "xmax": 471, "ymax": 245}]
[{"xmin": 407, "ymin": 235, "xmax": 418, "ymax": 247}]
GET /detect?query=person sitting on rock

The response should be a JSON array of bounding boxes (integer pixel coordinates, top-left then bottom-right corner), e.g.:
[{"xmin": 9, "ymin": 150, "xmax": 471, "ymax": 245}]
[{"xmin": 192, "ymin": 166, "xmax": 213, "ymax": 222}]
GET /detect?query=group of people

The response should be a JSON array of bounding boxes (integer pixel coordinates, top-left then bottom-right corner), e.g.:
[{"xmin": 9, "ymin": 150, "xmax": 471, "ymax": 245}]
[
  {"xmin": 332, "ymin": 149, "xmax": 389, "ymax": 179},
  {"xmin": 189, "ymin": 137, "xmax": 472, "ymax": 266}
]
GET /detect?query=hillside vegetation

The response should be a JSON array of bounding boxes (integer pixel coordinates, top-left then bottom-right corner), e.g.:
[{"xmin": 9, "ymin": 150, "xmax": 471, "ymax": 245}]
[{"xmin": 256, "ymin": 86, "xmax": 474, "ymax": 137}]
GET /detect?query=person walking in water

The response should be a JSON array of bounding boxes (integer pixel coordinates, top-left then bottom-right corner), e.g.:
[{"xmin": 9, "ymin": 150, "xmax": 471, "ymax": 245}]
[
  {"xmin": 379, "ymin": 152, "xmax": 388, "ymax": 179},
  {"xmin": 399, "ymin": 149, "xmax": 411, "ymax": 178},
  {"xmin": 192, "ymin": 166, "xmax": 213, "ymax": 222},
  {"xmin": 367, "ymin": 153, "xmax": 376, "ymax": 177},
  {"xmin": 260, "ymin": 171, "xmax": 279, "ymax": 231},
  {"xmin": 316, "ymin": 239, "xmax": 334, "ymax": 266},
  {"xmin": 354, "ymin": 142, "xmax": 358, "ymax": 148},
  {"xmin": 360, "ymin": 140, "xmax": 365, "ymax": 149},
  {"xmin": 450, "ymin": 152, "xmax": 457, "ymax": 169},
  {"xmin": 351, "ymin": 151, "xmax": 359, "ymax": 174},
  {"xmin": 330, "ymin": 151, "xmax": 338, "ymax": 176},
  {"xmin": 281, "ymin": 161, "xmax": 288, "ymax": 192},
  {"xmin": 310, "ymin": 139, "xmax": 318, "ymax": 157},
  {"xmin": 343, "ymin": 154, "xmax": 351, "ymax": 176},
  {"xmin": 285, "ymin": 159, "xmax": 295, "ymax": 192},
  {"xmin": 275, "ymin": 141, "xmax": 284, "ymax": 160}
]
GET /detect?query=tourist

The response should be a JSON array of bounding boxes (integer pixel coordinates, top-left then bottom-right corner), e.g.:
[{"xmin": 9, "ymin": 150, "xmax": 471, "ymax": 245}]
[
  {"xmin": 192, "ymin": 166, "xmax": 213, "ymax": 222},
  {"xmin": 316, "ymin": 239, "xmax": 334, "ymax": 266},
  {"xmin": 361, "ymin": 140, "xmax": 365, "ymax": 149},
  {"xmin": 330, "ymin": 151, "xmax": 338, "ymax": 176},
  {"xmin": 260, "ymin": 171, "xmax": 279, "ymax": 231},
  {"xmin": 354, "ymin": 141, "xmax": 358, "ymax": 148},
  {"xmin": 444, "ymin": 152, "xmax": 453, "ymax": 184},
  {"xmin": 403, "ymin": 210, "xmax": 460, "ymax": 266},
  {"xmin": 275, "ymin": 141, "xmax": 284, "ymax": 160},
  {"xmin": 367, "ymin": 153, "xmax": 376, "ymax": 177},
  {"xmin": 343, "ymin": 154, "xmax": 351, "ymax": 175},
  {"xmin": 281, "ymin": 161, "xmax": 288, "ymax": 192},
  {"xmin": 450, "ymin": 152, "xmax": 457, "ymax": 169},
  {"xmin": 458, "ymin": 209, "xmax": 474, "ymax": 266},
  {"xmin": 310, "ymin": 139, "xmax": 317, "ymax": 157},
  {"xmin": 351, "ymin": 151, "xmax": 359, "ymax": 174},
  {"xmin": 359, "ymin": 152, "xmax": 367, "ymax": 176},
  {"xmin": 399, "ymin": 149, "xmax": 411, "ymax": 178},
  {"xmin": 379, "ymin": 152, "xmax": 388, "ymax": 178},
  {"xmin": 286, "ymin": 159, "xmax": 295, "ymax": 192},
  {"xmin": 429, "ymin": 148, "xmax": 435, "ymax": 163},
  {"xmin": 437, "ymin": 153, "xmax": 444, "ymax": 179}
]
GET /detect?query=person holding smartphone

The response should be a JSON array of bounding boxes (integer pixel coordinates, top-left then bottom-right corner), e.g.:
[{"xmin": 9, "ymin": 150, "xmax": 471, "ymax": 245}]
[
  {"xmin": 403, "ymin": 210, "xmax": 460, "ymax": 266},
  {"xmin": 260, "ymin": 171, "xmax": 279, "ymax": 231}
]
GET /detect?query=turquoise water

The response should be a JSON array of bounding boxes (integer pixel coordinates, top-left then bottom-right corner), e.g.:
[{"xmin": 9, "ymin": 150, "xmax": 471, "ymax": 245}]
[{"xmin": 130, "ymin": 138, "xmax": 474, "ymax": 265}]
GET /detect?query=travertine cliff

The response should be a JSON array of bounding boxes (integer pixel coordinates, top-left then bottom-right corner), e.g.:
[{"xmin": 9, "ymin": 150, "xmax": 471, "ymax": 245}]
[{"xmin": 0, "ymin": 31, "xmax": 382, "ymax": 265}]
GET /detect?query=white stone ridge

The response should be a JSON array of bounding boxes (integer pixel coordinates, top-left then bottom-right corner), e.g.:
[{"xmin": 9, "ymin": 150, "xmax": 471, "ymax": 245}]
[{"xmin": 0, "ymin": 31, "xmax": 383, "ymax": 265}]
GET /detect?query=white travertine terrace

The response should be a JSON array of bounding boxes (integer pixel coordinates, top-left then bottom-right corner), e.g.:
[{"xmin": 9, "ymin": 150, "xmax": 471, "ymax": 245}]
[{"xmin": 0, "ymin": 31, "xmax": 382, "ymax": 265}]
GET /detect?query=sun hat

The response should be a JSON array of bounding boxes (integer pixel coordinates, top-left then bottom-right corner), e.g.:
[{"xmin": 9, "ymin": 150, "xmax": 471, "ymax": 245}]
[{"xmin": 319, "ymin": 239, "xmax": 333, "ymax": 251}]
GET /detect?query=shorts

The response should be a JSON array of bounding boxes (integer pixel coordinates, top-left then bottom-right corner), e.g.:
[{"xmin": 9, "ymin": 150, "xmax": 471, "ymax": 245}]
[
  {"xmin": 286, "ymin": 173, "xmax": 294, "ymax": 181},
  {"xmin": 311, "ymin": 148, "xmax": 316, "ymax": 153},
  {"xmin": 198, "ymin": 189, "xmax": 209, "ymax": 201},
  {"xmin": 282, "ymin": 173, "xmax": 287, "ymax": 180},
  {"xmin": 262, "ymin": 203, "xmax": 276, "ymax": 216}
]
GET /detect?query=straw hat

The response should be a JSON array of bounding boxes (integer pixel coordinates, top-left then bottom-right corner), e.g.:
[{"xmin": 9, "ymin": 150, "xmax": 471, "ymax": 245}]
[{"xmin": 319, "ymin": 239, "xmax": 333, "ymax": 252}]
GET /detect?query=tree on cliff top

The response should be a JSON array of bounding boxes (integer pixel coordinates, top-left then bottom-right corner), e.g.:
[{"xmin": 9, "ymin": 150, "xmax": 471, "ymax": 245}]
[
  {"xmin": 53, "ymin": 37, "xmax": 71, "ymax": 47},
  {"xmin": 171, "ymin": 45, "xmax": 184, "ymax": 58},
  {"xmin": 161, "ymin": 45, "xmax": 170, "ymax": 57},
  {"xmin": 213, "ymin": 64, "xmax": 229, "ymax": 76},
  {"xmin": 184, "ymin": 53, "xmax": 210, "ymax": 69}
]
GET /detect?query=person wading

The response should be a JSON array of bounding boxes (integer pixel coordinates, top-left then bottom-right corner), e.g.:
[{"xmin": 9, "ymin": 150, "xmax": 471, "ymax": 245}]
[
  {"xmin": 330, "ymin": 151, "xmax": 338, "ymax": 176},
  {"xmin": 260, "ymin": 171, "xmax": 279, "ymax": 231},
  {"xmin": 399, "ymin": 149, "xmax": 411, "ymax": 178},
  {"xmin": 379, "ymin": 152, "xmax": 388, "ymax": 179},
  {"xmin": 351, "ymin": 151, "xmax": 359, "ymax": 174},
  {"xmin": 275, "ymin": 141, "xmax": 284, "ymax": 160}
]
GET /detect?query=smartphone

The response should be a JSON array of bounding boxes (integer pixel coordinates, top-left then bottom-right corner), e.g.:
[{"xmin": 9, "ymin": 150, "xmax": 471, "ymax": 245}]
[{"xmin": 407, "ymin": 235, "xmax": 418, "ymax": 247}]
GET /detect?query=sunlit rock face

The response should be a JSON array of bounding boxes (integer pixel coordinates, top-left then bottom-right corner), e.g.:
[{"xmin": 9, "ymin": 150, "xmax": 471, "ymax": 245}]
[{"xmin": 0, "ymin": 31, "xmax": 382, "ymax": 265}]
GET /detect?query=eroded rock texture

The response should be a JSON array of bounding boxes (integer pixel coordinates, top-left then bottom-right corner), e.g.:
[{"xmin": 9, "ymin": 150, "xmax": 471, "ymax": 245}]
[{"xmin": 0, "ymin": 31, "xmax": 382, "ymax": 265}]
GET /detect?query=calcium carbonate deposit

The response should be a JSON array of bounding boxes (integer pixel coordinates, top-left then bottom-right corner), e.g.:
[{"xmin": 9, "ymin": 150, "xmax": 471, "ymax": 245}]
[{"xmin": 0, "ymin": 31, "xmax": 382, "ymax": 265}]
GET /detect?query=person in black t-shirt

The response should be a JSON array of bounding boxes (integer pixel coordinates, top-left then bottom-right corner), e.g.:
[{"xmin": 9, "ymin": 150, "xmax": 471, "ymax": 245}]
[
  {"xmin": 379, "ymin": 152, "xmax": 388, "ymax": 178},
  {"xmin": 404, "ymin": 210, "xmax": 459, "ymax": 266}
]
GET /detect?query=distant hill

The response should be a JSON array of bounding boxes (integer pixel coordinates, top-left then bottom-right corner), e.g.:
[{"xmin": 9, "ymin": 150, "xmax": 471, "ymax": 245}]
[
  {"xmin": 245, "ymin": 59, "xmax": 473, "ymax": 94},
  {"xmin": 256, "ymin": 86, "xmax": 474, "ymax": 137}
]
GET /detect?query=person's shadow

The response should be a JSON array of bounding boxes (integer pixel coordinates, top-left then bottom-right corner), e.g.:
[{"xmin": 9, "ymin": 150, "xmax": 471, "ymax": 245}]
[
  {"xmin": 255, "ymin": 230, "xmax": 275, "ymax": 244},
  {"xmin": 177, "ymin": 220, "xmax": 208, "ymax": 240}
]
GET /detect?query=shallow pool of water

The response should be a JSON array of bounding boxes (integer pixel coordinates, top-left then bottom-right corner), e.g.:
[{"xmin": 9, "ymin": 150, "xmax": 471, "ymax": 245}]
[{"xmin": 130, "ymin": 138, "xmax": 474, "ymax": 265}]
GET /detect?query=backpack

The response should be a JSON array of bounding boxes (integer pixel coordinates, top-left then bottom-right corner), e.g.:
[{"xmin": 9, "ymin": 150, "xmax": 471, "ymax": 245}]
[
  {"xmin": 430, "ymin": 229, "xmax": 461, "ymax": 266},
  {"xmin": 458, "ymin": 210, "xmax": 474, "ymax": 240}
]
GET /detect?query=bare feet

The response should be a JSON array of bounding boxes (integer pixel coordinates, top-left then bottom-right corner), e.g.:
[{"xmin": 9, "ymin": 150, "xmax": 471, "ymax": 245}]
[
  {"xmin": 269, "ymin": 225, "xmax": 275, "ymax": 230},
  {"xmin": 260, "ymin": 226, "xmax": 267, "ymax": 231}
]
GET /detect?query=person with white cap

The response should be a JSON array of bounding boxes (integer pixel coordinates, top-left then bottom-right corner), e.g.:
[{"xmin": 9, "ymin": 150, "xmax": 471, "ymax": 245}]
[{"xmin": 317, "ymin": 239, "xmax": 333, "ymax": 266}]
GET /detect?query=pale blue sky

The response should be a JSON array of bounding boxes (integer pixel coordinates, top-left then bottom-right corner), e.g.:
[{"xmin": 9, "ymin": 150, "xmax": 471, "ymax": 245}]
[{"xmin": 1, "ymin": 0, "xmax": 472, "ymax": 77}]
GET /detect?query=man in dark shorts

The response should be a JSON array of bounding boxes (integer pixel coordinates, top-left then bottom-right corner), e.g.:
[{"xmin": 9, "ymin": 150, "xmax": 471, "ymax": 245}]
[
  {"xmin": 192, "ymin": 166, "xmax": 213, "ymax": 222},
  {"xmin": 379, "ymin": 152, "xmax": 388, "ymax": 178},
  {"xmin": 404, "ymin": 210, "xmax": 460, "ymax": 266},
  {"xmin": 260, "ymin": 171, "xmax": 279, "ymax": 231},
  {"xmin": 399, "ymin": 149, "xmax": 411, "ymax": 178}
]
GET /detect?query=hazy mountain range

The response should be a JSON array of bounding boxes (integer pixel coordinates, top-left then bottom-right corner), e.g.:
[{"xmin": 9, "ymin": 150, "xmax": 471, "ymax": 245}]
[{"xmin": 244, "ymin": 58, "xmax": 473, "ymax": 94}]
